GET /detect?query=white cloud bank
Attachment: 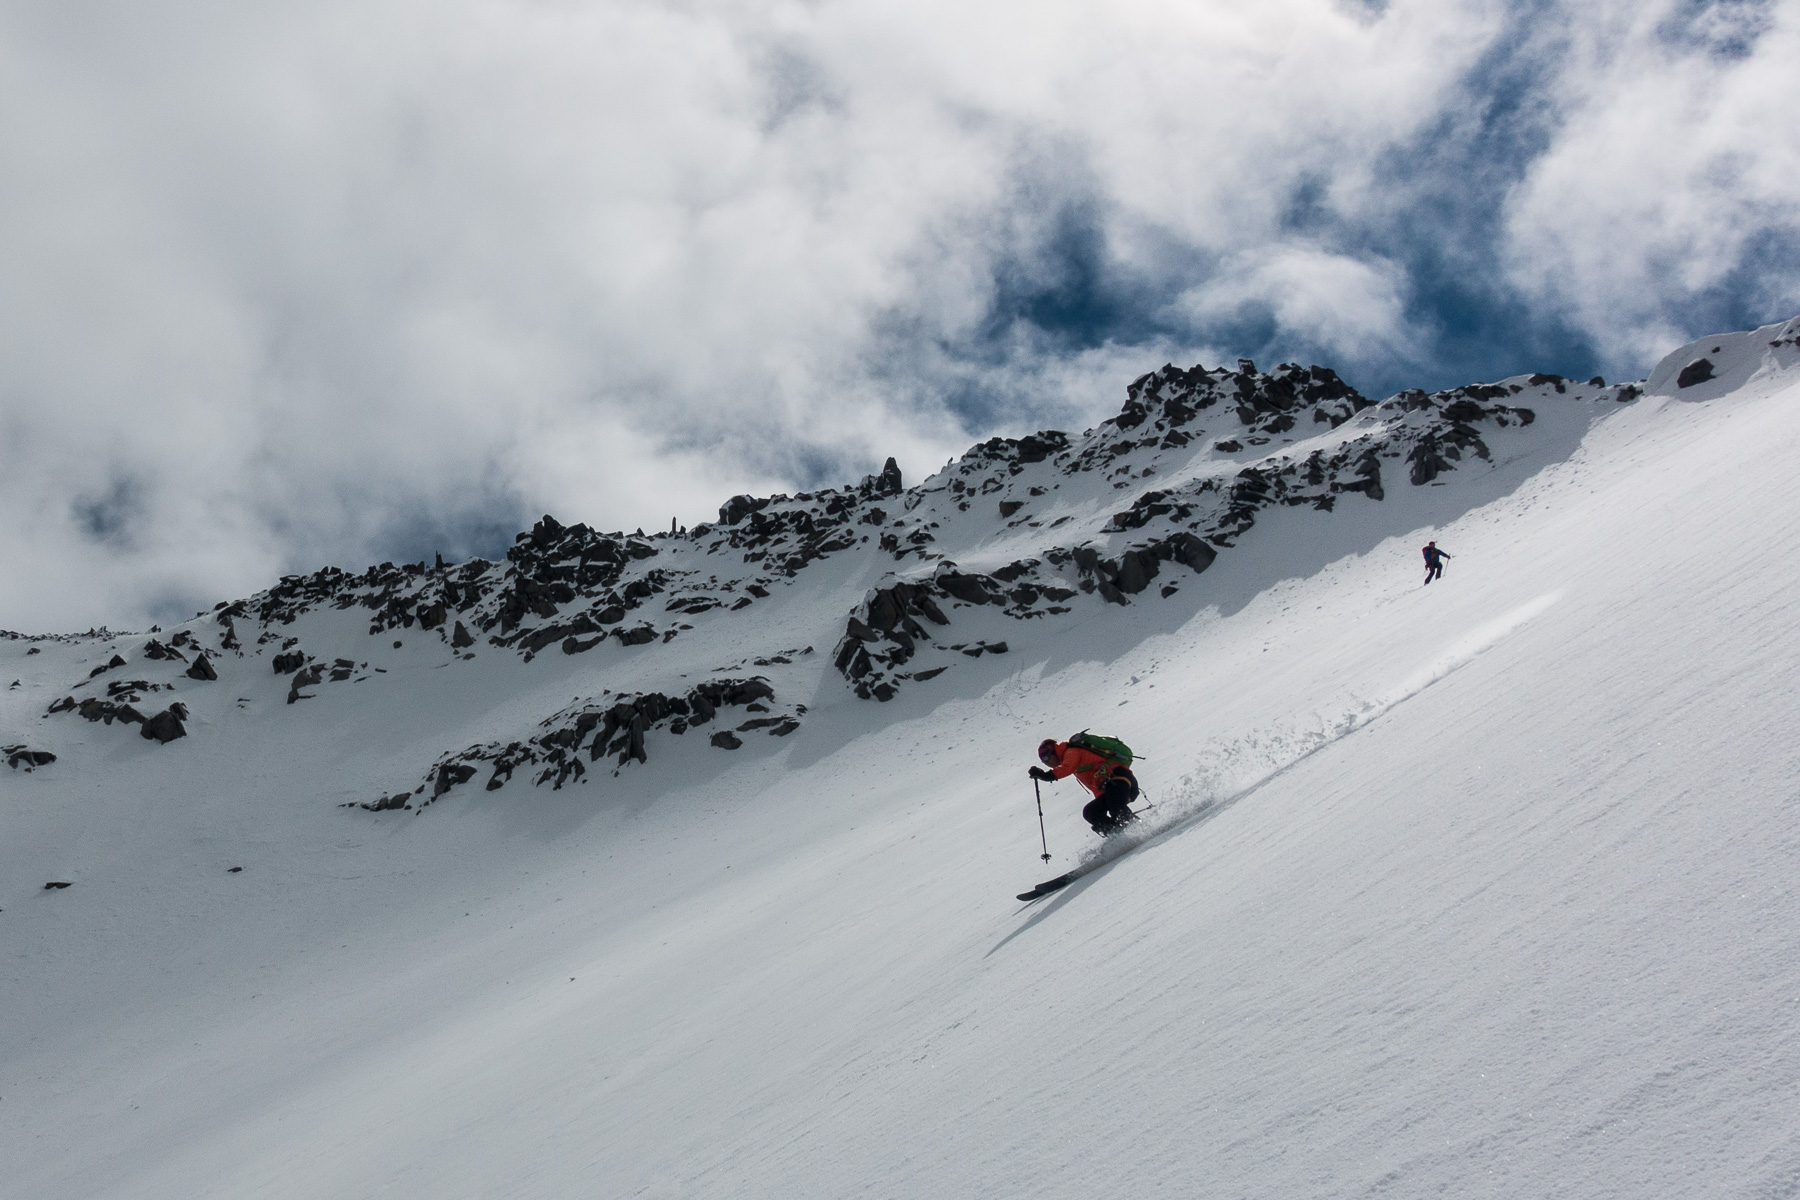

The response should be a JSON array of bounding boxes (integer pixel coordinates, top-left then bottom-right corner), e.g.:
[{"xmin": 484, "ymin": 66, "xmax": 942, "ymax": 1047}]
[{"xmin": 1, "ymin": 0, "xmax": 1795, "ymax": 628}]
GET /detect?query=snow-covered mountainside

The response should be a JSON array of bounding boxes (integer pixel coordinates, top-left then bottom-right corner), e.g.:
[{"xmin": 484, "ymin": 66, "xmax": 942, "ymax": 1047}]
[
  {"xmin": 11, "ymin": 346, "xmax": 1640, "ymax": 805},
  {"xmin": 5, "ymin": 317, "xmax": 1799, "ymax": 1198}
]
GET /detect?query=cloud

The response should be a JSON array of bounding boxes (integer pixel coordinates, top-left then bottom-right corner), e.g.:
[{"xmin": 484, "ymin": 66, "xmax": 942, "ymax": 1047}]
[
  {"xmin": 0, "ymin": 0, "xmax": 1794, "ymax": 629},
  {"xmin": 1501, "ymin": 0, "xmax": 1800, "ymax": 365},
  {"xmin": 1171, "ymin": 244, "xmax": 1421, "ymax": 364}
]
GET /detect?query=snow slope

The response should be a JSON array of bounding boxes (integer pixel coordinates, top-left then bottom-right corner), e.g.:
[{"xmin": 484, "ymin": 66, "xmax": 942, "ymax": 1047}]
[{"xmin": 5, "ymin": 319, "xmax": 1800, "ymax": 1198}]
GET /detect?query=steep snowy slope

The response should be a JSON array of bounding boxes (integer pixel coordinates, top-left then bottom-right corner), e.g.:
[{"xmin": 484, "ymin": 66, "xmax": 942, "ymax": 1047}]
[{"xmin": 4, "ymin": 318, "xmax": 1799, "ymax": 1198}]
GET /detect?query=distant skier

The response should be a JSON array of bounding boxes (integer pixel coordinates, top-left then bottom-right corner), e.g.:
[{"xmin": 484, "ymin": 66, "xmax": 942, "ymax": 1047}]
[
  {"xmin": 1030, "ymin": 735, "xmax": 1139, "ymax": 836},
  {"xmin": 1422, "ymin": 540, "xmax": 1452, "ymax": 585}
]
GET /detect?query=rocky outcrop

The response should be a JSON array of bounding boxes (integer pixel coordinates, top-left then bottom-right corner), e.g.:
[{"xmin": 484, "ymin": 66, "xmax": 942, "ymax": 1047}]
[
  {"xmin": 1677, "ymin": 359, "xmax": 1715, "ymax": 388},
  {"xmin": 26, "ymin": 342, "xmax": 1645, "ymax": 816},
  {"xmin": 140, "ymin": 704, "xmax": 189, "ymax": 744},
  {"xmin": 287, "ymin": 664, "xmax": 323, "ymax": 704},
  {"xmin": 4, "ymin": 745, "xmax": 56, "ymax": 770},
  {"xmin": 410, "ymin": 675, "xmax": 801, "ymax": 807},
  {"xmin": 812, "ymin": 362, "xmax": 1564, "ymax": 699}
]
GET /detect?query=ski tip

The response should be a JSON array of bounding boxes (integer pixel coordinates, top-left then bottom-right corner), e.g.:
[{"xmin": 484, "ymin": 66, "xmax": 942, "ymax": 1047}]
[{"xmin": 1015, "ymin": 872, "xmax": 1079, "ymax": 902}]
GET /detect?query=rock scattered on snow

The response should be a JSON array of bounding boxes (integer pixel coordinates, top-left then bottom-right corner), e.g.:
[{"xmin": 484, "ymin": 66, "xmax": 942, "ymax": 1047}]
[
  {"xmin": 140, "ymin": 705, "xmax": 189, "ymax": 744},
  {"xmin": 4, "ymin": 745, "xmax": 57, "ymax": 770},
  {"xmin": 1677, "ymin": 359, "xmax": 1716, "ymax": 388}
]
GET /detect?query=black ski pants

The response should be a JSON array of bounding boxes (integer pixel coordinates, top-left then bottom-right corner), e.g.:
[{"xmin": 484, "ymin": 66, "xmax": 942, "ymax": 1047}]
[{"xmin": 1082, "ymin": 771, "xmax": 1139, "ymax": 835}]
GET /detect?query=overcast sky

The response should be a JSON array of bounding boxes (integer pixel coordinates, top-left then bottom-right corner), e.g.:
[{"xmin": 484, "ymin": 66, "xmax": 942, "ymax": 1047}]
[{"xmin": 3, "ymin": 0, "xmax": 1797, "ymax": 631}]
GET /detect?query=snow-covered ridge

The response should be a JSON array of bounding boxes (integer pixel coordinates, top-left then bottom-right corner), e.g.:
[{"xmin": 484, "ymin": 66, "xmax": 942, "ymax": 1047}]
[{"xmin": 11, "ymin": 317, "xmax": 1798, "ymax": 809}]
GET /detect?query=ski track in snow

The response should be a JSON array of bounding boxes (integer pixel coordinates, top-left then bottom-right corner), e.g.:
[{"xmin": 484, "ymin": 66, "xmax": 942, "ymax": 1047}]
[{"xmin": 1031, "ymin": 590, "xmax": 1563, "ymax": 900}]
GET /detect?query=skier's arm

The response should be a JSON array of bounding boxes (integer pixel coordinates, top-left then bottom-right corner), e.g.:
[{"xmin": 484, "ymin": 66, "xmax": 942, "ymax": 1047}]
[{"xmin": 1051, "ymin": 750, "xmax": 1099, "ymax": 781}]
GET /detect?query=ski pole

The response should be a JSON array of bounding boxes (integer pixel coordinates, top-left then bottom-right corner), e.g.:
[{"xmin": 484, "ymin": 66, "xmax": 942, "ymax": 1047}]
[{"xmin": 1033, "ymin": 778, "xmax": 1052, "ymax": 862}]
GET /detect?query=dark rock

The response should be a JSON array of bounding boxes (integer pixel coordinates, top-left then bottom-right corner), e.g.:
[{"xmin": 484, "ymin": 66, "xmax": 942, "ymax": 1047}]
[
  {"xmin": 272, "ymin": 651, "xmax": 306, "ymax": 674},
  {"xmin": 937, "ymin": 571, "xmax": 1000, "ymax": 605},
  {"xmin": 1114, "ymin": 551, "xmax": 1158, "ymax": 595},
  {"xmin": 228, "ymin": 866, "xmax": 243, "ymax": 872},
  {"xmin": 417, "ymin": 600, "xmax": 447, "ymax": 629},
  {"xmin": 1408, "ymin": 438, "xmax": 1450, "ymax": 485},
  {"xmin": 986, "ymin": 641, "xmax": 1008, "ymax": 654},
  {"xmin": 1676, "ymin": 359, "xmax": 1715, "ymax": 388},
  {"xmin": 1588, "ymin": 376, "xmax": 1605, "ymax": 387},
  {"xmin": 286, "ymin": 664, "xmax": 323, "ymax": 704},
  {"xmin": 74, "ymin": 697, "xmax": 144, "ymax": 725},
  {"xmin": 451, "ymin": 620, "xmax": 475, "ymax": 648},
  {"xmin": 867, "ymin": 591, "xmax": 903, "ymax": 632},
  {"xmin": 736, "ymin": 716, "xmax": 793, "ymax": 732},
  {"xmin": 861, "ymin": 457, "xmax": 904, "ymax": 498},
  {"xmin": 44, "ymin": 881, "xmax": 72, "ymax": 889},
  {"xmin": 140, "ymin": 708, "xmax": 187, "ymax": 743},
  {"xmin": 434, "ymin": 763, "xmax": 477, "ymax": 796},
  {"xmin": 562, "ymin": 636, "xmax": 603, "ymax": 654},
  {"xmin": 362, "ymin": 793, "xmax": 410, "ymax": 811},
  {"xmin": 998, "ymin": 500, "xmax": 1024, "ymax": 518},
  {"xmin": 614, "ymin": 626, "xmax": 657, "ymax": 646},
  {"xmin": 710, "ymin": 730, "xmax": 742, "ymax": 750},
  {"xmin": 88, "ymin": 653, "xmax": 127, "ymax": 678},
  {"xmin": 724, "ymin": 679, "xmax": 776, "ymax": 705},
  {"xmin": 912, "ymin": 666, "xmax": 948, "ymax": 681},
  {"xmin": 596, "ymin": 606, "xmax": 627, "ymax": 625},
  {"xmin": 719, "ymin": 494, "xmax": 771, "ymax": 526},
  {"xmin": 5, "ymin": 747, "xmax": 56, "ymax": 769},
  {"xmin": 185, "ymin": 653, "xmax": 218, "ymax": 681},
  {"xmin": 1354, "ymin": 451, "xmax": 1384, "ymax": 502},
  {"xmin": 1214, "ymin": 440, "xmax": 1242, "ymax": 452},
  {"xmin": 1155, "ymin": 531, "xmax": 1216, "ymax": 574}
]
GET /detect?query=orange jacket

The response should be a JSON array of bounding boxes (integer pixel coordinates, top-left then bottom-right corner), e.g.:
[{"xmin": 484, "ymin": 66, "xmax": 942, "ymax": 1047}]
[{"xmin": 1047, "ymin": 742, "xmax": 1119, "ymax": 799}]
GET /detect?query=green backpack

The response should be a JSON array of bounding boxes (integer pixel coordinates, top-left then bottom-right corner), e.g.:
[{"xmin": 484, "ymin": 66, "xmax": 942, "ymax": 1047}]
[{"xmin": 1069, "ymin": 730, "xmax": 1134, "ymax": 768}]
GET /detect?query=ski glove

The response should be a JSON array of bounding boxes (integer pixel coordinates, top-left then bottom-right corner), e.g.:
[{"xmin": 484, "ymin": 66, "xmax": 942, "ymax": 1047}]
[{"xmin": 1029, "ymin": 767, "xmax": 1055, "ymax": 781}]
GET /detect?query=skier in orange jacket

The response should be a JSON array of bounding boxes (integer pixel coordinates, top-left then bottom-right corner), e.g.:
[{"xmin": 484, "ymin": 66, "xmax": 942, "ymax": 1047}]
[{"xmin": 1029, "ymin": 738, "xmax": 1139, "ymax": 835}]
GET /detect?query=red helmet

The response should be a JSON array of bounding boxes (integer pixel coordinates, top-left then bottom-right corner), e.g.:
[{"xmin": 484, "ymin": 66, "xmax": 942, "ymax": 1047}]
[{"xmin": 1038, "ymin": 739, "xmax": 1059, "ymax": 765}]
